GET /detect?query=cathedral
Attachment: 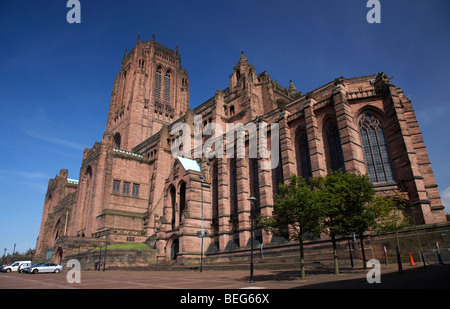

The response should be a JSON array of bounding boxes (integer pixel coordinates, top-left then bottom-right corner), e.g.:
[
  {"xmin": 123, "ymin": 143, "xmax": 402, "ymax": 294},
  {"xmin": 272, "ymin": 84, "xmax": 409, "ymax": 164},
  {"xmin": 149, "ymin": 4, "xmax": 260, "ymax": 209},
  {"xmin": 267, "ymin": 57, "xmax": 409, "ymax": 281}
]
[{"xmin": 35, "ymin": 35, "xmax": 446, "ymax": 264}]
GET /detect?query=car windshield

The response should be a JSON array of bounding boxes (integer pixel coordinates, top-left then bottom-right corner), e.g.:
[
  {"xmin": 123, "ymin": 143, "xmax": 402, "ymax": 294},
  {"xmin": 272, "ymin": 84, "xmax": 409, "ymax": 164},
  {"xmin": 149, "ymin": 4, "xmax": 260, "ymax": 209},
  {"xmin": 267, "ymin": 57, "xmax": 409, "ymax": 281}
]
[{"xmin": 31, "ymin": 263, "xmax": 43, "ymax": 267}]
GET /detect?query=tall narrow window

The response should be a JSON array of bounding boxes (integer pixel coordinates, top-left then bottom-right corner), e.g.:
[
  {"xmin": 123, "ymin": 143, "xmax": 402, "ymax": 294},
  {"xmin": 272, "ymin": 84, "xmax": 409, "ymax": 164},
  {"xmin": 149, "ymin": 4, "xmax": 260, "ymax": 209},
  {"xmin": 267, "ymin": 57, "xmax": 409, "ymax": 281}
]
[
  {"xmin": 327, "ymin": 123, "xmax": 346, "ymax": 172},
  {"xmin": 273, "ymin": 145, "xmax": 283, "ymax": 196},
  {"xmin": 359, "ymin": 112, "xmax": 394, "ymax": 183},
  {"xmin": 164, "ymin": 70, "xmax": 171, "ymax": 102},
  {"xmin": 212, "ymin": 163, "xmax": 219, "ymax": 234},
  {"xmin": 229, "ymin": 159, "xmax": 239, "ymax": 246},
  {"xmin": 113, "ymin": 133, "xmax": 121, "ymax": 150},
  {"xmin": 169, "ymin": 185, "xmax": 176, "ymax": 230},
  {"xmin": 86, "ymin": 166, "xmax": 92, "ymax": 180},
  {"xmin": 132, "ymin": 183, "xmax": 140, "ymax": 197},
  {"xmin": 113, "ymin": 180, "xmax": 121, "ymax": 194},
  {"xmin": 123, "ymin": 182, "xmax": 130, "ymax": 195},
  {"xmin": 250, "ymin": 158, "xmax": 260, "ymax": 215},
  {"xmin": 155, "ymin": 66, "xmax": 162, "ymax": 99},
  {"xmin": 299, "ymin": 134, "xmax": 312, "ymax": 182},
  {"xmin": 179, "ymin": 182, "xmax": 186, "ymax": 223}
]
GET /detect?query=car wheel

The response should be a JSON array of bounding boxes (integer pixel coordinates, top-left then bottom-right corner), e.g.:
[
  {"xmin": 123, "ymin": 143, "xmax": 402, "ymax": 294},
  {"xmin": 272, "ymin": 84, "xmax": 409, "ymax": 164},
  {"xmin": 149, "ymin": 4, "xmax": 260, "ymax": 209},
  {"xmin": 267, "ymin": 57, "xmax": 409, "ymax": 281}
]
[
  {"xmin": 6, "ymin": 269, "xmax": 11, "ymax": 273},
  {"xmin": 54, "ymin": 269, "xmax": 60, "ymax": 273},
  {"xmin": 32, "ymin": 269, "xmax": 38, "ymax": 274}
]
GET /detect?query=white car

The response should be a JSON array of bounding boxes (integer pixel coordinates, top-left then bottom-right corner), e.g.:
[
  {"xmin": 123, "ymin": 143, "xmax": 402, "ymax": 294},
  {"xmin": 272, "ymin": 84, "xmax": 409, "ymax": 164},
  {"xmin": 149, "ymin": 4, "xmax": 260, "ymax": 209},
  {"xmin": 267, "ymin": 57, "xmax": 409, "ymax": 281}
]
[
  {"xmin": 18, "ymin": 262, "xmax": 32, "ymax": 273},
  {"xmin": 2, "ymin": 261, "xmax": 32, "ymax": 273},
  {"xmin": 25, "ymin": 263, "xmax": 63, "ymax": 274}
]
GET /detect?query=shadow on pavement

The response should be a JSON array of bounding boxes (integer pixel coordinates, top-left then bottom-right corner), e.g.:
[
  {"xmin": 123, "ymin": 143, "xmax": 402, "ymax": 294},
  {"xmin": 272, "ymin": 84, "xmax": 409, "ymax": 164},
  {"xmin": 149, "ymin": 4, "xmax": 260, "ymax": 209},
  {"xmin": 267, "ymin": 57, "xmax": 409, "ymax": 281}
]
[
  {"xmin": 295, "ymin": 264, "xmax": 450, "ymax": 289},
  {"xmin": 238, "ymin": 264, "xmax": 450, "ymax": 289}
]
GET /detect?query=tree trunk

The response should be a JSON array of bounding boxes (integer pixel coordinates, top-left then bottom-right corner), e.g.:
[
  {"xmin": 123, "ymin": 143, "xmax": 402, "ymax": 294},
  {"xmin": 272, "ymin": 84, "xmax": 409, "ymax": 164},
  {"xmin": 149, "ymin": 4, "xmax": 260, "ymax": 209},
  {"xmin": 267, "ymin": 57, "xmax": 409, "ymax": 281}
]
[
  {"xmin": 359, "ymin": 232, "xmax": 367, "ymax": 269},
  {"xmin": 331, "ymin": 234, "xmax": 339, "ymax": 274},
  {"xmin": 299, "ymin": 233, "xmax": 305, "ymax": 280}
]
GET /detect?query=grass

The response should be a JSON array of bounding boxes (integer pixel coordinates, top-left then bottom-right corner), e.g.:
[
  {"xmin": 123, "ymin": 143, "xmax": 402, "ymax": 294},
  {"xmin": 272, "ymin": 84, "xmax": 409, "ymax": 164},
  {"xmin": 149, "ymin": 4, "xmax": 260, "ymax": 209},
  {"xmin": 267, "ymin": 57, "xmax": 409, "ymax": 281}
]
[{"xmin": 91, "ymin": 243, "xmax": 150, "ymax": 252}]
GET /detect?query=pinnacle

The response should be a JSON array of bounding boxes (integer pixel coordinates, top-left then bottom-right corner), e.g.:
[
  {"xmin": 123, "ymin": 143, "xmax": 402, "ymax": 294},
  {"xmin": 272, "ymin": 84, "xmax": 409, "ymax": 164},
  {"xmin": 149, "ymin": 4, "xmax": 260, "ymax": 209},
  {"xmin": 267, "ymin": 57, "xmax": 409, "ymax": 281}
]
[
  {"xmin": 238, "ymin": 50, "xmax": 248, "ymax": 63},
  {"xmin": 288, "ymin": 80, "xmax": 298, "ymax": 93}
]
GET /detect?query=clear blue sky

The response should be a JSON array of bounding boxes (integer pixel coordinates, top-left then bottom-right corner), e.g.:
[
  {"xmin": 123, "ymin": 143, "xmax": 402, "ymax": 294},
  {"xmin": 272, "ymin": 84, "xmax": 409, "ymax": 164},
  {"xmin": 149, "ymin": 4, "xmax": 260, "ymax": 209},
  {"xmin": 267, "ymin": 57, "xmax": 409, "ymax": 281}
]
[{"xmin": 0, "ymin": 0, "xmax": 449, "ymax": 254}]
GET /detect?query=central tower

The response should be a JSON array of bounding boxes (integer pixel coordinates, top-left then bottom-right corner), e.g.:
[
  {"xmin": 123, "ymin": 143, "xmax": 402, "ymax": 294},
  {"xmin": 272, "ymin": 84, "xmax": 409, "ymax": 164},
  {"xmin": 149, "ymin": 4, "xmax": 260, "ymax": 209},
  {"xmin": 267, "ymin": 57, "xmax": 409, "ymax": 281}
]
[{"xmin": 105, "ymin": 34, "xmax": 190, "ymax": 151}]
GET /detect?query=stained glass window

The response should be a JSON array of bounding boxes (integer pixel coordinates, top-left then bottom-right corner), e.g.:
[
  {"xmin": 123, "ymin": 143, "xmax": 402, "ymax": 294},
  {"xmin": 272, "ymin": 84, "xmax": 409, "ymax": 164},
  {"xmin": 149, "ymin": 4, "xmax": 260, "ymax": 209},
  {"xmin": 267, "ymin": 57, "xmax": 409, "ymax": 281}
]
[
  {"xmin": 155, "ymin": 66, "xmax": 162, "ymax": 99},
  {"xmin": 359, "ymin": 112, "xmax": 394, "ymax": 183},
  {"xmin": 327, "ymin": 123, "xmax": 346, "ymax": 172},
  {"xmin": 300, "ymin": 134, "xmax": 312, "ymax": 182},
  {"xmin": 164, "ymin": 70, "xmax": 171, "ymax": 102}
]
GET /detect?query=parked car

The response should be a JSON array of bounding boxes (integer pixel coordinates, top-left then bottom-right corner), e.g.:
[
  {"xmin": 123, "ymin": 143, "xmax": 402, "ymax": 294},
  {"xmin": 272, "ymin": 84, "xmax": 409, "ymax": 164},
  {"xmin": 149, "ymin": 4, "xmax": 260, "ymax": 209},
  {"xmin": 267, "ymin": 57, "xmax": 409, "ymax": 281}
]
[
  {"xmin": 2, "ymin": 261, "xmax": 32, "ymax": 273},
  {"xmin": 24, "ymin": 263, "xmax": 63, "ymax": 274},
  {"xmin": 21, "ymin": 263, "xmax": 43, "ymax": 274},
  {"xmin": 18, "ymin": 262, "xmax": 32, "ymax": 273}
]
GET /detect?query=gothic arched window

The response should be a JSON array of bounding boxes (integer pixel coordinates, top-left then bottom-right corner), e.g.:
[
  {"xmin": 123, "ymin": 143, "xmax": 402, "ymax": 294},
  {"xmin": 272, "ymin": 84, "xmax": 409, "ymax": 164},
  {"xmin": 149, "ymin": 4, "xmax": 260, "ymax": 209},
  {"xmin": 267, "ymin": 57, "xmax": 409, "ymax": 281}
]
[
  {"xmin": 155, "ymin": 66, "xmax": 162, "ymax": 99},
  {"xmin": 169, "ymin": 185, "xmax": 176, "ymax": 230},
  {"xmin": 212, "ymin": 162, "xmax": 219, "ymax": 233},
  {"xmin": 326, "ymin": 123, "xmax": 345, "ymax": 172},
  {"xmin": 249, "ymin": 158, "xmax": 260, "ymax": 216},
  {"xmin": 85, "ymin": 165, "xmax": 92, "ymax": 181},
  {"xmin": 272, "ymin": 145, "xmax": 283, "ymax": 196},
  {"xmin": 164, "ymin": 70, "xmax": 171, "ymax": 102},
  {"xmin": 229, "ymin": 158, "xmax": 239, "ymax": 246},
  {"xmin": 113, "ymin": 133, "xmax": 121, "ymax": 150},
  {"xmin": 179, "ymin": 181, "xmax": 186, "ymax": 223},
  {"xmin": 359, "ymin": 112, "xmax": 394, "ymax": 183},
  {"xmin": 299, "ymin": 134, "xmax": 312, "ymax": 182}
]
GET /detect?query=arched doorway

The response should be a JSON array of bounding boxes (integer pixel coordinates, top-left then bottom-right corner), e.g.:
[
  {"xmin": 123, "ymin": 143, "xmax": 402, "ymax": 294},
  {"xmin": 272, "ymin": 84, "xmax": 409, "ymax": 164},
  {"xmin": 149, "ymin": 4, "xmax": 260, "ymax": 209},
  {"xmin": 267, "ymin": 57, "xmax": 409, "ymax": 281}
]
[
  {"xmin": 56, "ymin": 247, "xmax": 63, "ymax": 264},
  {"xmin": 170, "ymin": 238, "xmax": 179, "ymax": 260}
]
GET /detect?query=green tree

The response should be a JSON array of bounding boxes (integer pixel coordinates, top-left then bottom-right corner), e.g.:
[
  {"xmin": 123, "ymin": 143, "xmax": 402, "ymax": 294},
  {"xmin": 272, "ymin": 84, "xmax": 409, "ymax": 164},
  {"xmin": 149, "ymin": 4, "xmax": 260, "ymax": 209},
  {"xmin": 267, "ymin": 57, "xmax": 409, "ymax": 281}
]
[
  {"xmin": 311, "ymin": 170, "xmax": 353, "ymax": 274},
  {"xmin": 372, "ymin": 192, "xmax": 409, "ymax": 273},
  {"xmin": 337, "ymin": 171, "xmax": 378, "ymax": 269},
  {"xmin": 259, "ymin": 174, "xmax": 324, "ymax": 280},
  {"xmin": 311, "ymin": 170, "xmax": 380, "ymax": 273}
]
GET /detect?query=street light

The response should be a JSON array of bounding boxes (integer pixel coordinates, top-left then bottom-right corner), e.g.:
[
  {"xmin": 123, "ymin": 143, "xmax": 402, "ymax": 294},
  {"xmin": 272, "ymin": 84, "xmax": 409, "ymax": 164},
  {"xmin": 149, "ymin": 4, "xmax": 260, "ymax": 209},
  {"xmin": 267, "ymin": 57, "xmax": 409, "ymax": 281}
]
[{"xmin": 247, "ymin": 196, "xmax": 257, "ymax": 284}]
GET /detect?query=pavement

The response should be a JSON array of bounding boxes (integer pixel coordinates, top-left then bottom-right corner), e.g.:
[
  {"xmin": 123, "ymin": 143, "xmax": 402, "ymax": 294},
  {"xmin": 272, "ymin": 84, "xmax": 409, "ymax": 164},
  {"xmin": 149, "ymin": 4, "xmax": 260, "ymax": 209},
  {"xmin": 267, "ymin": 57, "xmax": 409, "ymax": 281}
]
[
  {"xmin": 1, "ymin": 263, "xmax": 448, "ymax": 290},
  {"xmin": 1, "ymin": 263, "xmax": 448, "ymax": 307}
]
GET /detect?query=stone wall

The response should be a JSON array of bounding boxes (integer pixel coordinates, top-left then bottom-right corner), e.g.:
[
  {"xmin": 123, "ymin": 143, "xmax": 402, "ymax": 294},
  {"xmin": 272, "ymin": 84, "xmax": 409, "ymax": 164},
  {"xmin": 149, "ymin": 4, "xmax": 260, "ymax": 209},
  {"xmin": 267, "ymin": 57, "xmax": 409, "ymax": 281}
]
[
  {"xmin": 63, "ymin": 248, "xmax": 158, "ymax": 270},
  {"xmin": 55, "ymin": 222, "xmax": 450, "ymax": 270}
]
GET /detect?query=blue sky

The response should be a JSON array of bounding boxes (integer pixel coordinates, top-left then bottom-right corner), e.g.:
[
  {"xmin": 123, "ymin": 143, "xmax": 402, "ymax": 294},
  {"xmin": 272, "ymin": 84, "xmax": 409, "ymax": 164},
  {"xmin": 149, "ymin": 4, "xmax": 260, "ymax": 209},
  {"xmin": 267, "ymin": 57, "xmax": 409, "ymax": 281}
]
[{"xmin": 0, "ymin": 0, "xmax": 449, "ymax": 254}]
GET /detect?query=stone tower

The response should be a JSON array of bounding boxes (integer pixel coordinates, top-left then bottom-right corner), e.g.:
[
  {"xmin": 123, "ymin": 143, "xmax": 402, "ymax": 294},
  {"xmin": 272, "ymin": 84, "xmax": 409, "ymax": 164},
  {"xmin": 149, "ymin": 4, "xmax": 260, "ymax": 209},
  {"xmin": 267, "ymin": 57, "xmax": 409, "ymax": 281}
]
[{"xmin": 105, "ymin": 34, "xmax": 190, "ymax": 151}]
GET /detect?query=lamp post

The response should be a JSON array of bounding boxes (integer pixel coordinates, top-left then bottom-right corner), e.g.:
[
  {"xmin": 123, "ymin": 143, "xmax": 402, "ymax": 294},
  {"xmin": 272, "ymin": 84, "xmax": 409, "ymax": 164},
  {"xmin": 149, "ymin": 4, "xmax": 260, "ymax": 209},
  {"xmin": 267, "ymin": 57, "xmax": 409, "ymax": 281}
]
[{"xmin": 247, "ymin": 196, "xmax": 257, "ymax": 284}]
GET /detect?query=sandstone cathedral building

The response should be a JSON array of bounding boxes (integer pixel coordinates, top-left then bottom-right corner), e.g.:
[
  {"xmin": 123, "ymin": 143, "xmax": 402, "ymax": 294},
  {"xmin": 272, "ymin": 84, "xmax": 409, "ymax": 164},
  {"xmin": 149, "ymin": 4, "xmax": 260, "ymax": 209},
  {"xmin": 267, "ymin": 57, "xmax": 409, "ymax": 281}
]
[{"xmin": 35, "ymin": 35, "xmax": 446, "ymax": 264}]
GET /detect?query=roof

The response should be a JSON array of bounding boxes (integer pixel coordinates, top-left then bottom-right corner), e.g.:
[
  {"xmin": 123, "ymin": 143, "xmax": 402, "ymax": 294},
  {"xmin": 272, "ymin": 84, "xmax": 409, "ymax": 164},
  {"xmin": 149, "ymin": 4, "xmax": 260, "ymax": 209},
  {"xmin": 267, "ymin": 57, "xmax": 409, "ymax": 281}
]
[{"xmin": 177, "ymin": 156, "xmax": 201, "ymax": 172}]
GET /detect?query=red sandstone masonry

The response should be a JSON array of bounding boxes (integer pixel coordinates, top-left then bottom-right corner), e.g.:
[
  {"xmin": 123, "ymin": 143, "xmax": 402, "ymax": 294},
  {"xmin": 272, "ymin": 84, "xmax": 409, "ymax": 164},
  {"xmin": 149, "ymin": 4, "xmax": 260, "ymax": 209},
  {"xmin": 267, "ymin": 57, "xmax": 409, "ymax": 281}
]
[{"xmin": 36, "ymin": 38, "xmax": 446, "ymax": 264}]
